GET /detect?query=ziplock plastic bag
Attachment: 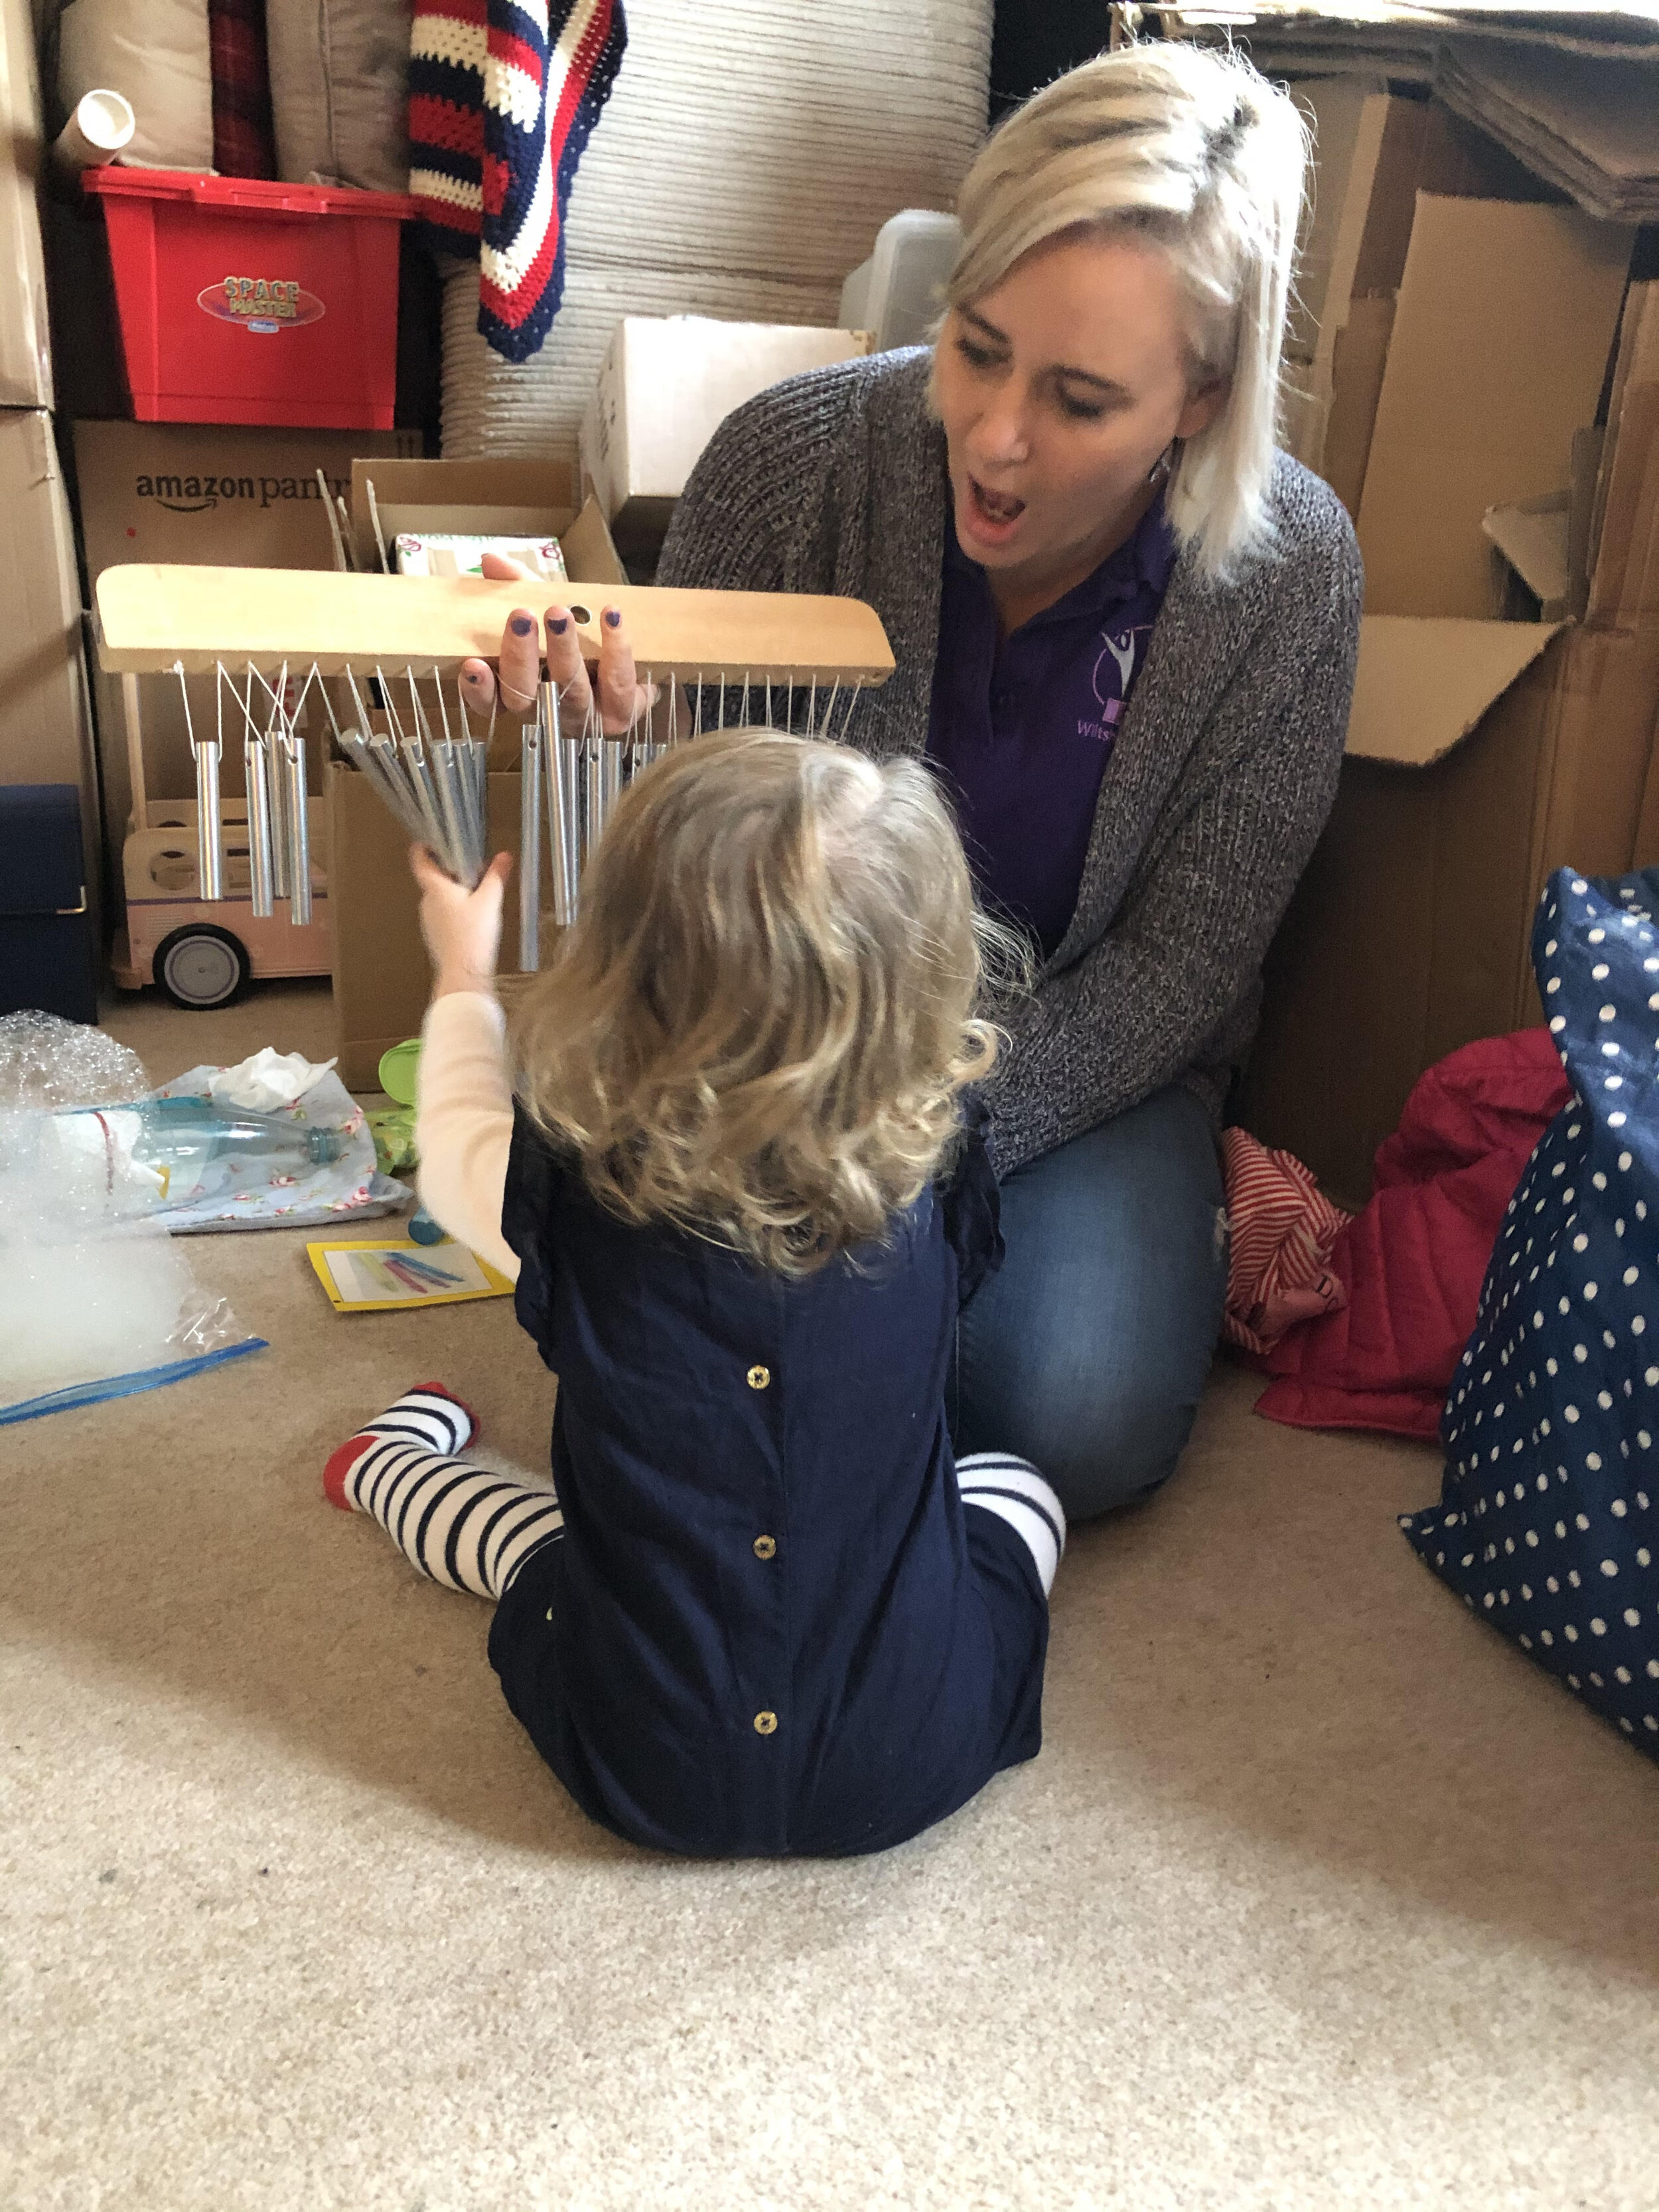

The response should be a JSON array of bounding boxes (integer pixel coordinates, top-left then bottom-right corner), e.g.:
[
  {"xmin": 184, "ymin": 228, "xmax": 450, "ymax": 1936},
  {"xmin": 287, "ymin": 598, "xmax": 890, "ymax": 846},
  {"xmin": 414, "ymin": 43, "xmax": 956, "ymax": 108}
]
[
  {"xmin": 0, "ymin": 1013, "xmax": 265, "ymax": 1425},
  {"xmin": 144, "ymin": 1058, "xmax": 406, "ymax": 1232}
]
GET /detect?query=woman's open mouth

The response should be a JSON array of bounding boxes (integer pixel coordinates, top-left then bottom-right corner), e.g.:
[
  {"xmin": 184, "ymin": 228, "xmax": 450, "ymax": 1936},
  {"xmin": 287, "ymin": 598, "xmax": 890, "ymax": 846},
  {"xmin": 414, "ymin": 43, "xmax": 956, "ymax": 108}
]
[{"xmin": 962, "ymin": 473, "xmax": 1027, "ymax": 548}]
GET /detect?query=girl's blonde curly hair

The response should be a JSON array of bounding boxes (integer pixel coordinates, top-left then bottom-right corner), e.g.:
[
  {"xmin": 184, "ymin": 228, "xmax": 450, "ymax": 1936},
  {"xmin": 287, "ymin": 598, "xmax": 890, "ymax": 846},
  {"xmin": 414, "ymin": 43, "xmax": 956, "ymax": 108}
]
[{"xmin": 513, "ymin": 729, "xmax": 1016, "ymax": 1276}]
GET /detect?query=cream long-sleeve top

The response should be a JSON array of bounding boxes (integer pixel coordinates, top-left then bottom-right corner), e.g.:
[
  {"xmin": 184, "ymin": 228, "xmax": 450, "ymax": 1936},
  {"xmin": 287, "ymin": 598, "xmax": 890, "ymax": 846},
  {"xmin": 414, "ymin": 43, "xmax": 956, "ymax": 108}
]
[{"xmin": 414, "ymin": 991, "xmax": 521, "ymax": 1282}]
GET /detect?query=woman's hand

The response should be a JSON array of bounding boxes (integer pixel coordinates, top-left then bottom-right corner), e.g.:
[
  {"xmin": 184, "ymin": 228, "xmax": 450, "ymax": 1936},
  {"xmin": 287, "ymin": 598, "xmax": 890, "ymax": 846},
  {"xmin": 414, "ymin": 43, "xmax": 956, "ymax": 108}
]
[
  {"xmin": 459, "ymin": 552, "xmax": 652, "ymax": 735},
  {"xmin": 411, "ymin": 844, "xmax": 514, "ymax": 999}
]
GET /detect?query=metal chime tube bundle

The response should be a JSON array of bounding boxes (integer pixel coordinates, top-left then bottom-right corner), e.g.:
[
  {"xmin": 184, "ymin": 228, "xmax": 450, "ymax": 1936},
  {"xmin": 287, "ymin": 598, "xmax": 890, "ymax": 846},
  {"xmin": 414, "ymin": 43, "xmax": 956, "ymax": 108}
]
[
  {"xmin": 178, "ymin": 662, "xmax": 223, "ymax": 903},
  {"xmin": 601, "ymin": 733, "xmax": 624, "ymax": 826},
  {"xmin": 195, "ymin": 737, "xmax": 223, "ymax": 900},
  {"xmin": 431, "ymin": 739, "xmax": 469, "ymax": 878},
  {"xmin": 285, "ymin": 727, "xmax": 312, "ymax": 926},
  {"xmin": 519, "ymin": 711, "xmax": 543, "ymax": 974},
  {"xmin": 93, "ymin": 569, "xmax": 897, "ymax": 970},
  {"xmin": 330, "ymin": 667, "xmax": 487, "ymax": 891},
  {"xmin": 244, "ymin": 713, "xmax": 275, "ymax": 920},
  {"xmin": 543, "ymin": 680, "xmax": 580, "ymax": 930},
  {"xmin": 583, "ymin": 717, "xmax": 603, "ymax": 879},
  {"xmin": 261, "ymin": 672, "xmax": 291, "ymax": 901}
]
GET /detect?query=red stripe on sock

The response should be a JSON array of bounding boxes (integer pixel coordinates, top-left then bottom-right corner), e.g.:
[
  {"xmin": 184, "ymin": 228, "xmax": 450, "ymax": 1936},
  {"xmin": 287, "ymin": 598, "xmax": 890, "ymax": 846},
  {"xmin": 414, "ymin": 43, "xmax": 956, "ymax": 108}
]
[{"xmin": 323, "ymin": 1433, "xmax": 378, "ymax": 1512}]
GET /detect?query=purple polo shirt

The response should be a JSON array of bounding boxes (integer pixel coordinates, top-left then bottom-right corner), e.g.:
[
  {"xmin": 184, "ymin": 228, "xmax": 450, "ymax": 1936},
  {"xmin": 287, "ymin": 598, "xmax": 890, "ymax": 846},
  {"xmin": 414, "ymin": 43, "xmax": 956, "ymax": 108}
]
[{"xmin": 926, "ymin": 493, "xmax": 1179, "ymax": 958}]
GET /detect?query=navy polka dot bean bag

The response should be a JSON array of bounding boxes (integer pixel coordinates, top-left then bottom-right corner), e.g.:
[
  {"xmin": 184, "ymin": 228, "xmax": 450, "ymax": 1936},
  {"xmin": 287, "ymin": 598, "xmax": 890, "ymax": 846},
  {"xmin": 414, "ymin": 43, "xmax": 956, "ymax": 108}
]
[{"xmin": 1400, "ymin": 865, "xmax": 1659, "ymax": 1760}]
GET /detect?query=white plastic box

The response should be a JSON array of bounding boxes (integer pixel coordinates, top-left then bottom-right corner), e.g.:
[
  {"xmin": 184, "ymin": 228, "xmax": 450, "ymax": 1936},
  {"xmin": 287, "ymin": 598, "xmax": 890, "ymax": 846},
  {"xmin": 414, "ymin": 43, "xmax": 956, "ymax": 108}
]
[{"xmin": 838, "ymin": 208, "xmax": 962, "ymax": 355}]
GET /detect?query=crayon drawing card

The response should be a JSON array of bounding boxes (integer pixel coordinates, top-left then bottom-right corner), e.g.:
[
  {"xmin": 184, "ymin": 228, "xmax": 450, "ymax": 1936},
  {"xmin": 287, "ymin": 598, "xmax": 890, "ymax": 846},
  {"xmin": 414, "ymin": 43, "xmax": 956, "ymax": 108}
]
[{"xmin": 307, "ymin": 1236, "xmax": 514, "ymax": 1315}]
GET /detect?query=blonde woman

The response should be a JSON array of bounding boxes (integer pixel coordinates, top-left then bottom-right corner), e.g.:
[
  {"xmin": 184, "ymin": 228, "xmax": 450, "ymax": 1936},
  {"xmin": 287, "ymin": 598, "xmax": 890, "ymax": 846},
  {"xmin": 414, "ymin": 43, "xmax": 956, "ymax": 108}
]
[
  {"xmin": 324, "ymin": 734, "xmax": 1066, "ymax": 1858},
  {"xmin": 472, "ymin": 44, "xmax": 1363, "ymax": 1522}
]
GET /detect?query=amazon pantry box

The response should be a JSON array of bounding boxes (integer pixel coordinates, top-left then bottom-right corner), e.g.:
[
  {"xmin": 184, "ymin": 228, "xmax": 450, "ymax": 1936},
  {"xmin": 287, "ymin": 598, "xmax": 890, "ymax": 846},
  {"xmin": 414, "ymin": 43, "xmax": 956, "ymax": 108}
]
[{"xmin": 72, "ymin": 419, "xmax": 417, "ymax": 868}]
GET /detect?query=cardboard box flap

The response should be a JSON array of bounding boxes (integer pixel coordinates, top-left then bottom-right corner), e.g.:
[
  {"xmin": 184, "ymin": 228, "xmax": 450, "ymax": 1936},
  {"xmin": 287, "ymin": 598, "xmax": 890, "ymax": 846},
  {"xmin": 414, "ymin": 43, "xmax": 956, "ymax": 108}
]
[
  {"xmin": 1483, "ymin": 491, "xmax": 1570, "ymax": 608},
  {"xmin": 1588, "ymin": 281, "xmax": 1659, "ymax": 625},
  {"xmin": 1357, "ymin": 194, "xmax": 1633, "ymax": 618},
  {"xmin": 1347, "ymin": 614, "xmax": 1565, "ymax": 765},
  {"xmin": 559, "ymin": 495, "xmax": 627, "ymax": 587}
]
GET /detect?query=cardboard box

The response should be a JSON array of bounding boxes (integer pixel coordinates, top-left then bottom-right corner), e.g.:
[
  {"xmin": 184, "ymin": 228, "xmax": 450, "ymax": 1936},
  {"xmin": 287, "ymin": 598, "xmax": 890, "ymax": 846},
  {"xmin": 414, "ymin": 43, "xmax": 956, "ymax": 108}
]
[
  {"xmin": 1588, "ymin": 283, "xmax": 1659, "ymax": 632},
  {"xmin": 1277, "ymin": 88, "xmax": 1423, "ymax": 488},
  {"xmin": 1355, "ymin": 195, "xmax": 1633, "ymax": 617},
  {"xmin": 328, "ymin": 763, "xmax": 541, "ymax": 1089},
  {"xmin": 579, "ymin": 318, "xmax": 874, "ymax": 553},
  {"xmin": 1242, "ymin": 233, "xmax": 1656, "ymax": 1203},
  {"xmin": 347, "ymin": 456, "xmax": 624, "ymax": 587},
  {"xmin": 1319, "ymin": 292, "xmax": 1395, "ymax": 520},
  {"xmin": 1238, "ymin": 620, "xmax": 1659, "ymax": 1202},
  {"xmin": 325, "ymin": 459, "xmax": 622, "ymax": 1072},
  {"xmin": 74, "ymin": 418, "xmax": 418, "ymax": 855},
  {"xmin": 0, "ymin": 409, "xmax": 100, "ymax": 936},
  {"xmin": 0, "ymin": 0, "xmax": 52, "ymax": 410}
]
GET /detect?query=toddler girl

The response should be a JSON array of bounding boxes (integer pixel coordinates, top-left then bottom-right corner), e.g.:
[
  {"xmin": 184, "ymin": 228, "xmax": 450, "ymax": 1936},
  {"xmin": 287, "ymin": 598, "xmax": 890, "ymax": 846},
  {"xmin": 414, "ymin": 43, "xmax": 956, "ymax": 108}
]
[{"xmin": 325, "ymin": 729, "xmax": 1064, "ymax": 1857}]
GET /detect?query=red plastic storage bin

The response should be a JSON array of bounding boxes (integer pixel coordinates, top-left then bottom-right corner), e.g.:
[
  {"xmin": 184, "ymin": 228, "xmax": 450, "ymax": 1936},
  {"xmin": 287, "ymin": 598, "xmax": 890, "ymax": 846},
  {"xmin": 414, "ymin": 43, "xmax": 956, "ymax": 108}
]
[{"xmin": 82, "ymin": 169, "xmax": 418, "ymax": 431}]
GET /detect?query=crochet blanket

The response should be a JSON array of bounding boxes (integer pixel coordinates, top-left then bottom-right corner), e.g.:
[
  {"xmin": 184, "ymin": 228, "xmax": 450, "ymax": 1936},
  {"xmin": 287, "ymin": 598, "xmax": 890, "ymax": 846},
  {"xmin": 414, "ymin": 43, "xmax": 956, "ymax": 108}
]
[{"xmin": 409, "ymin": 0, "xmax": 628, "ymax": 362}]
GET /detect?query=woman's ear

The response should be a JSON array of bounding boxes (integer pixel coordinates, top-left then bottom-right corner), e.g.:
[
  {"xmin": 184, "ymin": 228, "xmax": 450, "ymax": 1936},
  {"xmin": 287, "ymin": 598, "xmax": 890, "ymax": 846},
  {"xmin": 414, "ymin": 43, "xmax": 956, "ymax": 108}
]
[{"xmin": 1175, "ymin": 380, "xmax": 1228, "ymax": 441}]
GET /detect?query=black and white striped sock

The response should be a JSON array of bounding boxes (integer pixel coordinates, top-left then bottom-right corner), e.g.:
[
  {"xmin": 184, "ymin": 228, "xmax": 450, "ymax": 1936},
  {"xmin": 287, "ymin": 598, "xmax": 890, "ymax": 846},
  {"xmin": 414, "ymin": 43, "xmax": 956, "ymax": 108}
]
[
  {"xmin": 956, "ymin": 1452, "xmax": 1066, "ymax": 1595},
  {"xmin": 325, "ymin": 1388, "xmax": 563, "ymax": 1601}
]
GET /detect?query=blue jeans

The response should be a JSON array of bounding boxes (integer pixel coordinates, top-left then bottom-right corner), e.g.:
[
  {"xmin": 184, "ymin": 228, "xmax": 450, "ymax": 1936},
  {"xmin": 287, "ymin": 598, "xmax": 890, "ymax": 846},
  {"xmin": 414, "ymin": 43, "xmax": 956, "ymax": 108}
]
[{"xmin": 953, "ymin": 1084, "xmax": 1229, "ymax": 1522}]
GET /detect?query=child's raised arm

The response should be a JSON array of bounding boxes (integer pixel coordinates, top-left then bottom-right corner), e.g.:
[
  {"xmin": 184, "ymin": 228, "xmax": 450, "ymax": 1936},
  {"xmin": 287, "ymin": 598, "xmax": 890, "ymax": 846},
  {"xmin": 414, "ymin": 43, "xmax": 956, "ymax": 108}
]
[{"xmin": 411, "ymin": 847, "xmax": 520, "ymax": 1283}]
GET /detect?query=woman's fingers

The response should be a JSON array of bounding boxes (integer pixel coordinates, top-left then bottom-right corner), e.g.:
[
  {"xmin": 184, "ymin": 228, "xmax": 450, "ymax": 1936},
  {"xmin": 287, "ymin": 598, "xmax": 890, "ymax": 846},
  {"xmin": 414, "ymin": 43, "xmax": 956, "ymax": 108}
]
[
  {"xmin": 542, "ymin": 607, "xmax": 595, "ymax": 722},
  {"xmin": 459, "ymin": 657, "xmax": 496, "ymax": 712},
  {"xmin": 495, "ymin": 609, "xmax": 544, "ymax": 713},
  {"xmin": 595, "ymin": 607, "xmax": 643, "ymax": 735},
  {"xmin": 470, "ymin": 557, "xmax": 548, "ymax": 711},
  {"xmin": 474, "ymin": 603, "xmax": 650, "ymax": 733}
]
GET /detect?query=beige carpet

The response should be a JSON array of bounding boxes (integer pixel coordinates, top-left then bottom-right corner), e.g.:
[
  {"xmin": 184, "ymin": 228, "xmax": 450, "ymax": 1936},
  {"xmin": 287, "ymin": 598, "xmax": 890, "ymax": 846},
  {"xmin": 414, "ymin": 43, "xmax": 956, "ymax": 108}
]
[{"xmin": 4, "ymin": 980, "xmax": 1658, "ymax": 2211}]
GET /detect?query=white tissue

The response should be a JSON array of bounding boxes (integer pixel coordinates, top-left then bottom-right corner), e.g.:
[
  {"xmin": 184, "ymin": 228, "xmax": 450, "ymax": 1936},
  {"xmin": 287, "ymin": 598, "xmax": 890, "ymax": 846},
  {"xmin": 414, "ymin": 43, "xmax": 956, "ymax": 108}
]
[{"xmin": 206, "ymin": 1048, "xmax": 337, "ymax": 1114}]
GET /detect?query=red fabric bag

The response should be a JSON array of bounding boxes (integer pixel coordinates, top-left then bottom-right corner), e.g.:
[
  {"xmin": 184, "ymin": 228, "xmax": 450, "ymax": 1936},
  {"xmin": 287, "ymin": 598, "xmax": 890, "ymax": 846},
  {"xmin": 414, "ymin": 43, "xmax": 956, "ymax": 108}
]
[{"xmin": 1252, "ymin": 1029, "xmax": 1571, "ymax": 1439}]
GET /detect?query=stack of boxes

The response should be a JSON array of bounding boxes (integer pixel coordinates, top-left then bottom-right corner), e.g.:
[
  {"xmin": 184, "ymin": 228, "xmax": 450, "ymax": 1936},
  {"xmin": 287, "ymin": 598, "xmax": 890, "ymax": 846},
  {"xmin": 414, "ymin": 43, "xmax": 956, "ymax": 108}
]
[
  {"xmin": 436, "ymin": 0, "xmax": 992, "ymax": 475},
  {"xmin": 1242, "ymin": 102, "xmax": 1659, "ymax": 1199},
  {"xmin": 0, "ymin": 0, "xmax": 100, "ymax": 1017}
]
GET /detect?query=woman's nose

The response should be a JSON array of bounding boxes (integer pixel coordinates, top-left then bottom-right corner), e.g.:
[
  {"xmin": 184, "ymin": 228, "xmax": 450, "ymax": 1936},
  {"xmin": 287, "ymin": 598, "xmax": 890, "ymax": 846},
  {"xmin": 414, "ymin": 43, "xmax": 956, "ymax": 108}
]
[{"xmin": 967, "ymin": 388, "xmax": 1033, "ymax": 468}]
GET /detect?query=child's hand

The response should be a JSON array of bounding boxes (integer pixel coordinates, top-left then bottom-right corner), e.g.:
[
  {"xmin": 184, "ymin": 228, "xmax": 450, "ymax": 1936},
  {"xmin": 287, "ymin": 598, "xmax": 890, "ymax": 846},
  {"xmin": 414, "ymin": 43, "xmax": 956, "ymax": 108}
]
[{"xmin": 411, "ymin": 845, "xmax": 513, "ymax": 999}]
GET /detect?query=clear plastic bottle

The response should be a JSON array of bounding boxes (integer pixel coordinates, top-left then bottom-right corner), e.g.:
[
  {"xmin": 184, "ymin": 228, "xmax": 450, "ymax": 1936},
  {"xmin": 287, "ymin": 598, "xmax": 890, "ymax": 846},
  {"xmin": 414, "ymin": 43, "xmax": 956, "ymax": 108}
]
[{"xmin": 53, "ymin": 1096, "xmax": 344, "ymax": 1209}]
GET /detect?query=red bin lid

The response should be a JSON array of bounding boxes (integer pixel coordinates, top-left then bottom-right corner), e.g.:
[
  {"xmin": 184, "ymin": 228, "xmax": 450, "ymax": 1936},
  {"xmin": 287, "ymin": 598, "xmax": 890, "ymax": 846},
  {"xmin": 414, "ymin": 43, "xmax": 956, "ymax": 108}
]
[{"xmin": 81, "ymin": 167, "xmax": 419, "ymax": 221}]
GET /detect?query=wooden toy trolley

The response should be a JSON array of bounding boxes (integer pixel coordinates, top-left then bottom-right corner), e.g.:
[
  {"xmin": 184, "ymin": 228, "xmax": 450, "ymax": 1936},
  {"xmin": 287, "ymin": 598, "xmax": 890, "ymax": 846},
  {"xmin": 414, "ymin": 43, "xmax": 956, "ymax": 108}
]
[{"xmin": 94, "ymin": 564, "xmax": 898, "ymax": 1015}]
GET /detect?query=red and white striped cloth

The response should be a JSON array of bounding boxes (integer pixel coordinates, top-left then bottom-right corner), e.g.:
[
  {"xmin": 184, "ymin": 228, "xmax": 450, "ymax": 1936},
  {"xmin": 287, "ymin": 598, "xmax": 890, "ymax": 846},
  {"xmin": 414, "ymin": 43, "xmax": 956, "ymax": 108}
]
[{"xmin": 1219, "ymin": 1126, "xmax": 1352, "ymax": 1357}]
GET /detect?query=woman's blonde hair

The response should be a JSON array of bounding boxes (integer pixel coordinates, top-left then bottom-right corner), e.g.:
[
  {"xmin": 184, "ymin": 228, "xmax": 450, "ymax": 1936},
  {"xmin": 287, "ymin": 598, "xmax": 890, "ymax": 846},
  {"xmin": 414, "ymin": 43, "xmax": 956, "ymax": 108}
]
[
  {"xmin": 514, "ymin": 730, "xmax": 1015, "ymax": 1276},
  {"xmin": 946, "ymin": 41, "xmax": 1307, "ymax": 577}
]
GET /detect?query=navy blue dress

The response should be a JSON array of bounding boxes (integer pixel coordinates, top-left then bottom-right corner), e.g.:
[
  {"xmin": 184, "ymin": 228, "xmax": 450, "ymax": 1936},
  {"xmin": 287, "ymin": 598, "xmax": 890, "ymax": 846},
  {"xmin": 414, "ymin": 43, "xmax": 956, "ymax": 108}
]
[{"xmin": 487, "ymin": 1106, "xmax": 1051, "ymax": 1856}]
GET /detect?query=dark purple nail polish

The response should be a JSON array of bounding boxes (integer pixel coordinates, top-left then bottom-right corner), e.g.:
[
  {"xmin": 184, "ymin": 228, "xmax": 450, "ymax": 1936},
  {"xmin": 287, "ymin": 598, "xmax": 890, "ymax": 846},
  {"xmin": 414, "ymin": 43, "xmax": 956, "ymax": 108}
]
[
  {"xmin": 510, "ymin": 615, "xmax": 534, "ymax": 636},
  {"xmin": 604, "ymin": 607, "xmax": 622, "ymax": 629},
  {"xmin": 549, "ymin": 616, "xmax": 569, "ymax": 635}
]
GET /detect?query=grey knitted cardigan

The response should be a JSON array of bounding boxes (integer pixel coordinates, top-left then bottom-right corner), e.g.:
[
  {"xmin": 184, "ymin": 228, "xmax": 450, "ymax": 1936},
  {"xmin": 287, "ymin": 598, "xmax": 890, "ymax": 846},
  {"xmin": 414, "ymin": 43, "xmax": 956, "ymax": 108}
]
[{"xmin": 658, "ymin": 348, "xmax": 1364, "ymax": 1175}]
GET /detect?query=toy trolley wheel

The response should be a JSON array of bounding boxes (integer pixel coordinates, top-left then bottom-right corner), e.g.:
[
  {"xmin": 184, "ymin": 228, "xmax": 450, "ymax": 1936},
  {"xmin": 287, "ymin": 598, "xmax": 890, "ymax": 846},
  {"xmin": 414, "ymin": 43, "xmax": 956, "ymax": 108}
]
[{"xmin": 153, "ymin": 923, "xmax": 250, "ymax": 1009}]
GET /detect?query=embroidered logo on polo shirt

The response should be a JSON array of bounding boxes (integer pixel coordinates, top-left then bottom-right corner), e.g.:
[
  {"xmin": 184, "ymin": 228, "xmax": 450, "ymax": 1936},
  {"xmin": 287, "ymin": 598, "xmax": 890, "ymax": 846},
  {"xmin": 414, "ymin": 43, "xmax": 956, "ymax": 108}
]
[{"xmin": 1077, "ymin": 627, "xmax": 1143, "ymax": 743}]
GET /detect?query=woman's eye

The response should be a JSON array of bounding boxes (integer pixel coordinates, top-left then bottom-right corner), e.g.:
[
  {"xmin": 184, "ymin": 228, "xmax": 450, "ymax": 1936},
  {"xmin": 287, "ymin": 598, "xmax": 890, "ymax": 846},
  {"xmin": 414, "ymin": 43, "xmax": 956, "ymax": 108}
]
[
  {"xmin": 954, "ymin": 334, "xmax": 999, "ymax": 370},
  {"xmin": 1056, "ymin": 390, "xmax": 1108, "ymax": 422}
]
